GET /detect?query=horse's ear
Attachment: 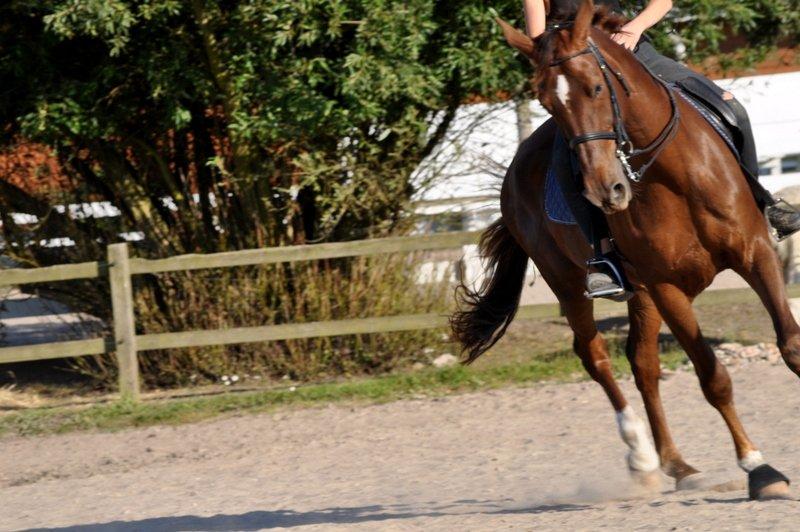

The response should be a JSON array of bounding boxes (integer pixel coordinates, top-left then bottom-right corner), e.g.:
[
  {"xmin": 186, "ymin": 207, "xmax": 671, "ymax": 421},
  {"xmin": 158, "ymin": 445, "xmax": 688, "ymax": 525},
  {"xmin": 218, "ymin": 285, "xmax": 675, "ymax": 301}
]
[
  {"xmin": 571, "ymin": 0, "xmax": 594, "ymax": 46},
  {"xmin": 497, "ymin": 18, "xmax": 536, "ymax": 60}
]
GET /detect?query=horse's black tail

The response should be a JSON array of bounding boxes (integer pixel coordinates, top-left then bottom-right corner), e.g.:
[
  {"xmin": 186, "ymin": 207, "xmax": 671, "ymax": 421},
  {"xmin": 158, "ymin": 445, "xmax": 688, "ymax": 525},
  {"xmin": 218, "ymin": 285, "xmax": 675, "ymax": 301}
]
[{"xmin": 450, "ymin": 218, "xmax": 529, "ymax": 364}]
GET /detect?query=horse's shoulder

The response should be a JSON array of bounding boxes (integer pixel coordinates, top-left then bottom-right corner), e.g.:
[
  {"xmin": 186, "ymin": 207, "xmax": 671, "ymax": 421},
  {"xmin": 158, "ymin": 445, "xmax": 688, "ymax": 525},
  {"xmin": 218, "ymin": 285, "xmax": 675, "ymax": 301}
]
[
  {"xmin": 501, "ymin": 117, "xmax": 555, "ymax": 225},
  {"xmin": 504, "ymin": 118, "xmax": 555, "ymax": 189},
  {"xmin": 517, "ymin": 118, "xmax": 557, "ymax": 163}
]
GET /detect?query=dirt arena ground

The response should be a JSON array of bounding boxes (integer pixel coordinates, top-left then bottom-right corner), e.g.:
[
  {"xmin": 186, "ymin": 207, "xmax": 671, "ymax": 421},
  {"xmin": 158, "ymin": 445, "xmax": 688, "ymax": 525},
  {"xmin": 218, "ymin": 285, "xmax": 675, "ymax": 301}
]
[{"xmin": 2, "ymin": 358, "xmax": 800, "ymax": 531}]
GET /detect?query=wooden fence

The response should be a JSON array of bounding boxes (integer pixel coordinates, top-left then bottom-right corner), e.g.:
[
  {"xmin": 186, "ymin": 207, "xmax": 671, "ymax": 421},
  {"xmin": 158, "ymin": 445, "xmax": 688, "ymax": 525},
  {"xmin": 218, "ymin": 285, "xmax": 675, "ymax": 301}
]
[
  {"xmin": 0, "ymin": 231, "xmax": 493, "ymax": 400},
  {"xmin": 1, "ymin": 231, "xmax": 796, "ymax": 402}
]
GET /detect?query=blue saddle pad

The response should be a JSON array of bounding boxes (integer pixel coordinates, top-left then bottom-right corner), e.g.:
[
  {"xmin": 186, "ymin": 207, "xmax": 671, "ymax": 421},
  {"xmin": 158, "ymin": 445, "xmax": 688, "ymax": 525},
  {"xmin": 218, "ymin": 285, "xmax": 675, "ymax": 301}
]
[
  {"xmin": 545, "ymin": 163, "xmax": 577, "ymax": 225},
  {"xmin": 544, "ymin": 87, "xmax": 736, "ymax": 226}
]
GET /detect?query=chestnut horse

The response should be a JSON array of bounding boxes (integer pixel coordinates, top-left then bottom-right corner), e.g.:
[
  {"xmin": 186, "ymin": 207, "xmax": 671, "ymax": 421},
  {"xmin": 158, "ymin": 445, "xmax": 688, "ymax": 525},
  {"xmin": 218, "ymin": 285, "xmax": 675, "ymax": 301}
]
[{"xmin": 451, "ymin": 0, "xmax": 800, "ymax": 500}]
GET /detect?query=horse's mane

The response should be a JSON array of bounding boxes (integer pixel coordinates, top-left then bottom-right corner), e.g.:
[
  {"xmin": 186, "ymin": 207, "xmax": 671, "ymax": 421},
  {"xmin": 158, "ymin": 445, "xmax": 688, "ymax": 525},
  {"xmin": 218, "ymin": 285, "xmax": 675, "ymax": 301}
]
[{"xmin": 533, "ymin": 7, "xmax": 627, "ymax": 86}]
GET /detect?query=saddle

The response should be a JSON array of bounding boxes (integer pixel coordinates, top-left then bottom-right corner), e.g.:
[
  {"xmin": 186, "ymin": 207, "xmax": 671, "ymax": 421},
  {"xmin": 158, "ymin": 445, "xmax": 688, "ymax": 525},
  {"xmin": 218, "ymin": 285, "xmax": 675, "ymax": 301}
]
[
  {"xmin": 545, "ymin": 82, "xmax": 740, "ymax": 225},
  {"xmin": 674, "ymin": 77, "xmax": 739, "ymax": 156}
]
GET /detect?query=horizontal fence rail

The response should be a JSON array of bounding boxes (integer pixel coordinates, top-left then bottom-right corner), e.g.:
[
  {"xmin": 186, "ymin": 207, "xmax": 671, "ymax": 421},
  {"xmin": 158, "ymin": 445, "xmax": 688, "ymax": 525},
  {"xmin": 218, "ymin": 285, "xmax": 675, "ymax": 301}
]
[
  {"xmin": 0, "ymin": 261, "xmax": 101, "ymax": 287},
  {"xmin": 0, "ymin": 338, "xmax": 108, "ymax": 364},
  {"xmin": 1, "ymin": 230, "xmax": 797, "ymax": 401},
  {"xmin": 136, "ymin": 313, "xmax": 452, "ymax": 351},
  {"xmin": 128, "ymin": 230, "xmax": 483, "ymax": 274}
]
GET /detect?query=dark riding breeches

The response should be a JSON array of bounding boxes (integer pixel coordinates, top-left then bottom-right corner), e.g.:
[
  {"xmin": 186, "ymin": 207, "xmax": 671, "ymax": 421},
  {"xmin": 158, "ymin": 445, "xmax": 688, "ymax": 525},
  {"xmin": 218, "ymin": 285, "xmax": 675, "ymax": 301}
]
[{"xmin": 553, "ymin": 40, "xmax": 770, "ymax": 250}]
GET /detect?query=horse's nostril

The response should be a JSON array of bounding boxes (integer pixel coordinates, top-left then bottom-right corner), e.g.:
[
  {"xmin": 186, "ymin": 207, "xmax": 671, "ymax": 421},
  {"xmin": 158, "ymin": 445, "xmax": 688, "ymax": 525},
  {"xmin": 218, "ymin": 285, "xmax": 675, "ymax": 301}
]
[{"xmin": 611, "ymin": 182, "xmax": 627, "ymax": 201}]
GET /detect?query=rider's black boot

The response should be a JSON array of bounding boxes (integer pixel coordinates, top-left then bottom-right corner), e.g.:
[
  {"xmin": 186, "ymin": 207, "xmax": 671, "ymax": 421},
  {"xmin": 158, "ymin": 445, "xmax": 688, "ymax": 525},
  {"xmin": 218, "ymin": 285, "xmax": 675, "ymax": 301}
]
[
  {"xmin": 767, "ymin": 200, "xmax": 800, "ymax": 241},
  {"xmin": 551, "ymin": 131, "xmax": 636, "ymax": 301}
]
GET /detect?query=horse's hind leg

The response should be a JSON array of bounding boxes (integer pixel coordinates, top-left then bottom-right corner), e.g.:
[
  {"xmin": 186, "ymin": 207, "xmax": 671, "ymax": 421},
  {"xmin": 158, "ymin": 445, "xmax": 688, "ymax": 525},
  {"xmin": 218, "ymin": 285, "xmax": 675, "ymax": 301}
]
[
  {"xmin": 735, "ymin": 237, "xmax": 800, "ymax": 377},
  {"xmin": 626, "ymin": 291, "xmax": 700, "ymax": 486},
  {"xmin": 648, "ymin": 282, "xmax": 791, "ymax": 500}
]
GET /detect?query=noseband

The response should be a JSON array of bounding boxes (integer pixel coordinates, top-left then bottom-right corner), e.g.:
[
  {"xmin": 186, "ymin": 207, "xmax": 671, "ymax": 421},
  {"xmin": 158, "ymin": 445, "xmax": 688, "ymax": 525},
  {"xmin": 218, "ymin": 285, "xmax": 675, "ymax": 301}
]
[{"xmin": 547, "ymin": 39, "xmax": 681, "ymax": 183}]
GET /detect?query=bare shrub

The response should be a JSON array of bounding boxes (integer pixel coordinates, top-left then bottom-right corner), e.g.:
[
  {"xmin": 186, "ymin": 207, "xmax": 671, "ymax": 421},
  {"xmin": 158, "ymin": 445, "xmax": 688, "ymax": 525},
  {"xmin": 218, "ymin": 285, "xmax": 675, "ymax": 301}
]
[{"xmin": 70, "ymin": 252, "xmax": 454, "ymax": 388}]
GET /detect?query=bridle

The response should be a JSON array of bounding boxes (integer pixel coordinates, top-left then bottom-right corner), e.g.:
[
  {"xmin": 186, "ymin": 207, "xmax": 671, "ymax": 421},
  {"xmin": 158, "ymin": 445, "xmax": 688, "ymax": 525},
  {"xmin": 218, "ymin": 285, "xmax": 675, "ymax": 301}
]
[{"xmin": 547, "ymin": 38, "xmax": 681, "ymax": 183}]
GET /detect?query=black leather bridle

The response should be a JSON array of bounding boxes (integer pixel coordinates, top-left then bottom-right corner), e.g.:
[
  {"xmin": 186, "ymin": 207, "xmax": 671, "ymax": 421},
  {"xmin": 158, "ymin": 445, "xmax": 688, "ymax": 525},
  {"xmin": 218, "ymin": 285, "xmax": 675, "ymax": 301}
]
[{"xmin": 547, "ymin": 39, "xmax": 681, "ymax": 183}]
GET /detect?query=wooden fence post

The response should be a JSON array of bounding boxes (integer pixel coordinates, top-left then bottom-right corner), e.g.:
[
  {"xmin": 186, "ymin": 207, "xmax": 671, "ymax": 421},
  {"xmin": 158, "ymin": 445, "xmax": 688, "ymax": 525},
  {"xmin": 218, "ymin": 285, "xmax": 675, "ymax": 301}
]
[{"xmin": 108, "ymin": 242, "xmax": 140, "ymax": 401}]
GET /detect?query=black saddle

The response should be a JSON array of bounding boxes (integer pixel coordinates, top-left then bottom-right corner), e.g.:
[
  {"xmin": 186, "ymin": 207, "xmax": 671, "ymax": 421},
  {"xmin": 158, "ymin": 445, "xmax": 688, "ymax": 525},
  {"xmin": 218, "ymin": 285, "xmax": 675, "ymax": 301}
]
[{"xmin": 673, "ymin": 77, "xmax": 739, "ymax": 160}]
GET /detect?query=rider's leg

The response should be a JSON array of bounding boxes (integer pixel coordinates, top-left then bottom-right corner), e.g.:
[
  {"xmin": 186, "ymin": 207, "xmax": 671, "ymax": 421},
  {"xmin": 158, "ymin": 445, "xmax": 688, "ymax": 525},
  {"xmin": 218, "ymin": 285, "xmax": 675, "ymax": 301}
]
[
  {"xmin": 722, "ymin": 94, "xmax": 759, "ymax": 179},
  {"xmin": 552, "ymin": 130, "xmax": 596, "ymax": 243},
  {"xmin": 723, "ymin": 94, "xmax": 800, "ymax": 238},
  {"xmin": 552, "ymin": 131, "xmax": 633, "ymax": 300},
  {"xmin": 634, "ymin": 40, "xmax": 800, "ymax": 239}
]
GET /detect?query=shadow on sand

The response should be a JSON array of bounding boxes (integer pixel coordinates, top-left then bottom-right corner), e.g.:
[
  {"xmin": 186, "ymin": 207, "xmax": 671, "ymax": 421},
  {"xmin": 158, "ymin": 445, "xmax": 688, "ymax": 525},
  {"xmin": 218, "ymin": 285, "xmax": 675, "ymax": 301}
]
[{"xmin": 26, "ymin": 500, "xmax": 593, "ymax": 531}]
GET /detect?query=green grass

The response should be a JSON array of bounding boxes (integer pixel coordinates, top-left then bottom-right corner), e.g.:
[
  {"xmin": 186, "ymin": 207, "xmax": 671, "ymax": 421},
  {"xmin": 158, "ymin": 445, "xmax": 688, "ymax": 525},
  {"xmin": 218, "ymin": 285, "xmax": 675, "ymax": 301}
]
[{"xmin": 0, "ymin": 344, "xmax": 688, "ymax": 438}]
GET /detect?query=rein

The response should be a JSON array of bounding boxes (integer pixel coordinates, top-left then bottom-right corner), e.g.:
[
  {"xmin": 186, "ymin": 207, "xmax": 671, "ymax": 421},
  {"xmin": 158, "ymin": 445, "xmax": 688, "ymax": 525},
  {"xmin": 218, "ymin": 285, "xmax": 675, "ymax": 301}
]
[{"xmin": 547, "ymin": 39, "xmax": 681, "ymax": 183}]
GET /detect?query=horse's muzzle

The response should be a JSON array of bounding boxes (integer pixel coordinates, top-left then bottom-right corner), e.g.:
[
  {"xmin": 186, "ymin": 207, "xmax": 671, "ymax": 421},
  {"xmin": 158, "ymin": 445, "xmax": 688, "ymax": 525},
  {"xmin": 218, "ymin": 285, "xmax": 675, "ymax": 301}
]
[{"xmin": 585, "ymin": 177, "xmax": 631, "ymax": 214}]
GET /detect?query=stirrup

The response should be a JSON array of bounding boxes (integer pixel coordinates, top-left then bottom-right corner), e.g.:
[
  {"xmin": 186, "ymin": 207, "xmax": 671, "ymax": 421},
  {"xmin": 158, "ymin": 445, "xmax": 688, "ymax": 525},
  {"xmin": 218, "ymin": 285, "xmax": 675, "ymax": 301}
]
[
  {"xmin": 585, "ymin": 284, "xmax": 627, "ymax": 299},
  {"xmin": 583, "ymin": 255, "xmax": 633, "ymax": 303}
]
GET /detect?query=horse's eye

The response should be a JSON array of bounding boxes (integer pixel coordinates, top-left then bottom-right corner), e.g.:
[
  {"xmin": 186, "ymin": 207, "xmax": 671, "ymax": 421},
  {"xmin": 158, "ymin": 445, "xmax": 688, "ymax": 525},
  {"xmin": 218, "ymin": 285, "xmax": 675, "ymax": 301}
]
[{"xmin": 594, "ymin": 84, "xmax": 603, "ymax": 96}]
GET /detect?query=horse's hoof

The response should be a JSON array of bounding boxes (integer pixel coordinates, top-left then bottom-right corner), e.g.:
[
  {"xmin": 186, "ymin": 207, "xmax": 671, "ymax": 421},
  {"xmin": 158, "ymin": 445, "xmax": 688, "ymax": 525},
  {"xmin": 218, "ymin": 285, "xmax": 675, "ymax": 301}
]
[
  {"xmin": 755, "ymin": 481, "xmax": 791, "ymax": 500},
  {"xmin": 630, "ymin": 468, "xmax": 662, "ymax": 492},
  {"xmin": 676, "ymin": 472, "xmax": 745, "ymax": 493},
  {"xmin": 748, "ymin": 464, "xmax": 792, "ymax": 500}
]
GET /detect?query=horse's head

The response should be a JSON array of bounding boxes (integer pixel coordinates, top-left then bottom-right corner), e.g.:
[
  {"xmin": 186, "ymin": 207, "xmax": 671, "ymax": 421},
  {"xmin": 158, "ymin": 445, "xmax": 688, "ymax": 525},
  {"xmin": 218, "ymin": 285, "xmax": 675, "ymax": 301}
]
[{"xmin": 499, "ymin": 0, "xmax": 635, "ymax": 214}]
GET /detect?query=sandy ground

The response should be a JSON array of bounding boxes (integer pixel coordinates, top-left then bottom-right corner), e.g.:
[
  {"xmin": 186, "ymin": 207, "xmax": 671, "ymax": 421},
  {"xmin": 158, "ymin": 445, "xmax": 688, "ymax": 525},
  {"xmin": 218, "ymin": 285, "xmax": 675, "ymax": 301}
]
[{"xmin": 2, "ymin": 359, "xmax": 800, "ymax": 531}]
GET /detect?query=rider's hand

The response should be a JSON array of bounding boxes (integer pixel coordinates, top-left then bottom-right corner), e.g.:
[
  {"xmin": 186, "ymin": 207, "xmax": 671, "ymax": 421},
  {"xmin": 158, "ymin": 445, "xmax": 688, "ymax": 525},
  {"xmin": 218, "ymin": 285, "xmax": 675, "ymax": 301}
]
[{"xmin": 612, "ymin": 23, "xmax": 643, "ymax": 50}]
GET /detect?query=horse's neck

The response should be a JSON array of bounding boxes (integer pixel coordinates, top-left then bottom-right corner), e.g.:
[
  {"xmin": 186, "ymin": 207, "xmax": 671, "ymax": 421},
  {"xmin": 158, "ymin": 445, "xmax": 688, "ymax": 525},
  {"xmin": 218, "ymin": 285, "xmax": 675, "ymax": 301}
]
[
  {"xmin": 604, "ymin": 45, "xmax": 676, "ymax": 154},
  {"xmin": 602, "ymin": 43, "xmax": 695, "ymax": 225},
  {"xmin": 604, "ymin": 44, "xmax": 723, "ymax": 254}
]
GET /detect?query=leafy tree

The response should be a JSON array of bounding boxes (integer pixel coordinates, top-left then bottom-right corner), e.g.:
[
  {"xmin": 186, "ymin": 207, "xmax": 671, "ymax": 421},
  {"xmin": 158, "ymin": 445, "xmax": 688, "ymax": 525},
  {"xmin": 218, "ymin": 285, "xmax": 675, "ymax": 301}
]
[
  {"xmin": 0, "ymin": 0, "xmax": 529, "ymax": 262},
  {"xmin": 1, "ymin": 0, "xmax": 796, "ymax": 262},
  {"xmin": 649, "ymin": 0, "xmax": 800, "ymax": 68}
]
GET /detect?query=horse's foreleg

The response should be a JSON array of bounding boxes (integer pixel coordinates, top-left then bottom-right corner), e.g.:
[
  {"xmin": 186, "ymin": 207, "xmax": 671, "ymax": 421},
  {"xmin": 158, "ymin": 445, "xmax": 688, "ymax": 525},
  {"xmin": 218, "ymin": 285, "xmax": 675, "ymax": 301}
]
[
  {"xmin": 561, "ymin": 296, "xmax": 660, "ymax": 484},
  {"xmin": 649, "ymin": 282, "xmax": 791, "ymax": 499},
  {"xmin": 626, "ymin": 291, "xmax": 700, "ymax": 484},
  {"xmin": 530, "ymin": 221, "xmax": 659, "ymax": 485},
  {"xmin": 736, "ymin": 237, "xmax": 800, "ymax": 377}
]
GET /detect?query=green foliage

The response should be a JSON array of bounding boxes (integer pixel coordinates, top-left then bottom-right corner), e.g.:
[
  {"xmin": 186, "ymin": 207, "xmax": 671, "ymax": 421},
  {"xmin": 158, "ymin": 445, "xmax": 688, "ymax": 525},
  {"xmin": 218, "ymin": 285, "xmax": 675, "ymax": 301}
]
[
  {"xmin": 646, "ymin": 0, "xmax": 799, "ymax": 67},
  {"xmin": 1, "ymin": 0, "xmax": 527, "ymax": 258},
  {"xmin": 43, "ymin": 0, "xmax": 137, "ymax": 56}
]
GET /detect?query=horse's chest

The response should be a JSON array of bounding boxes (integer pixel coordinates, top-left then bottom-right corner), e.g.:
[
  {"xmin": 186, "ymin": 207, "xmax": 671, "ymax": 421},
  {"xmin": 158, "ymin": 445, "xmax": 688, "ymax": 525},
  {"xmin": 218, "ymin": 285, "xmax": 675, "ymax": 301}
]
[{"xmin": 611, "ymin": 217, "xmax": 717, "ymax": 291}]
